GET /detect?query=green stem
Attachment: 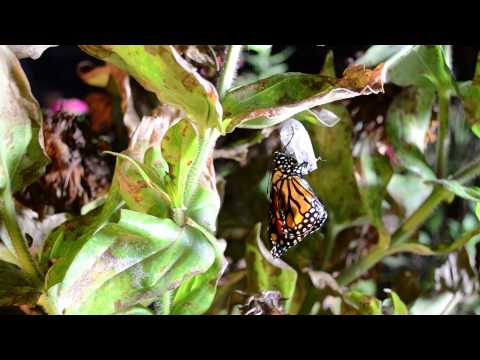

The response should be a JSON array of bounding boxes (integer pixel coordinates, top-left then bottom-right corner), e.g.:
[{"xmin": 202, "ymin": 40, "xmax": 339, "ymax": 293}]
[
  {"xmin": 337, "ymin": 244, "xmax": 388, "ymax": 287},
  {"xmin": 217, "ymin": 45, "xmax": 243, "ymax": 97},
  {"xmin": 337, "ymin": 155, "xmax": 480, "ymax": 287},
  {"xmin": 0, "ymin": 188, "xmax": 42, "ymax": 286},
  {"xmin": 155, "ymin": 290, "xmax": 172, "ymax": 315},
  {"xmin": 171, "ymin": 207, "xmax": 185, "ymax": 227},
  {"xmin": 184, "ymin": 128, "xmax": 220, "ymax": 206},
  {"xmin": 435, "ymin": 92, "xmax": 450, "ymax": 178},
  {"xmin": 321, "ymin": 220, "xmax": 335, "ymax": 270},
  {"xmin": 390, "ymin": 187, "xmax": 450, "ymax": 246}
]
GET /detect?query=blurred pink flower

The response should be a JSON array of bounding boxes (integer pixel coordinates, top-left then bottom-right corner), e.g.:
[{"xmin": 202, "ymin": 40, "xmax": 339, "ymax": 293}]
[{"xmin": 50, "ymin": 98, "xmax": 89, "ymax": 115}]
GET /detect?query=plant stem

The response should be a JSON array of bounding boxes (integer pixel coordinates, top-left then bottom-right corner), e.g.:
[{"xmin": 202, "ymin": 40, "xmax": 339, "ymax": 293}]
[
  {"xmin": 337, "ymin": 155, "xmax": 480, "ymax": 287},
  {"xmin": 390, "ymin": 187, "xmax": 450, "ymax": 246},
  {"xmin": 184, "ymin": 128, "xmax": 220, "ymax": 206},
  {"xmin": 435, "ymin": 92, "xmax": 450, "ymax": 178},
  {"xmin": 155, "ymin": 291, "xmax": 172, "ymax": 315},
  {"xmin": 171, "ymin": 207, "xmax": 185, "ymax": 227},
  {"xmin": 337, "ymin": 244, "xmax": 388, "ymax": 287},
  {"xmin": 0, "ymin": 188, "xmax": 42, "ymax": 286},
  {"xmin": 321, "ymin": 220, "xmax": 335, "ymax": 270},
  {"xmin": 217, "ymin": 45, "xmax": 243, "ymax": 97}
]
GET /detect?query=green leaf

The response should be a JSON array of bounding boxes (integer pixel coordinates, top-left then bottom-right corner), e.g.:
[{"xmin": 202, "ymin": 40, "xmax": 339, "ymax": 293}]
[
  {"xmin": 45, "ymin": 210, "xmax": 216, "ymax": 314},
  {"xmin": 385, "ymin": 86, "xmax": 436, "ymax": 180},
  {"xmin": 186, "ymin": 183, "xmax": 220, "ymax": 233},
  {"xmin": 128, "ymin": 105, "xmax": 183, "ymax": 166},
  {"xmin": 42, "ymin": 186, "xmax": 124, "ymax": 285},
  {"xmin": 115, "ymin": 305, "xmax": 154, "ymax": 315},
  {"xmin": 306, "ymin": 103, "xmax": 365, "ymax": 224},
  {"xmin": 245, "ymin": 223, "xmax": 298, "ymax": 313},
  {"xmin": 0, "ymin": 243, "xmax": 18, "ymax": 266},
  {"xmin": 386, "ymin": 85, "xmax": 435, "ymax": 150},
  {"xmin": 386, "ymin": 243, "xmax": 436, "ymax": 256},
  {"xmin": 171, "ymin": 251, "xmax": 223, "ymax": 315},
  {"xmin": 161, "ymin": 121, "xmax": 198, "ymax": 207},
  {"xmin": 320, "ymin": 50, "xmax": 336, "ymax": 77},
  {"xmin": 394, "ymin": 145, "xmax": 436, "ymax": 181},
  {"xmin": 384, "ymin": 45, "xmax": 455, "ymax": 93},
  {"xmin": 343, "ymin": 290, "xmax": 383, "ymax": 315},
  {"xmin": 113, "ymin": 157, "xmax": 170, "ymax": 217},
  {"xmin": 384, "ymin": 289, "xmax": 409, "ymax": 315},
  {"xmin": 472, "ymin": 123, "xmax": 480, "ymax": 138},
  {"xmin": 79, "ymin": 45, "xmax": 223, "ymax": 134},
  {"xmin": 387, "ymin": 228, "xmax": 480, "ymax": 256},
  {"xmin": 246, "ymin": 45, "xmax": 273, "ymax": 54},
  {"xmin": 429, "ymin": 179, "xmax": 480, "ymax": 202},
  {"xmin": 459, "ymin": 52, "xmax": 480, "ymax": 126},
  {"xmin": 475, "ymin": 203, "xmax": 480, "ymax": 222},
  {"xmin": 355, "ymin": 45, "xmax": 412, "ymax": 67},
  {"xmin": 0, "ymin": 45, "xmax": 49, "ymax": 193},
  {"xmin": 387, "ymin": 174, "xmax": 433, "ymax": 217},
  {"xmin": 0, "ymin": 260, "xmax": 40, "ymax": 306},
  {"xmin": 108, "ymin": 110, "xmax": 186, "ymax": 216},
  {"xmin": 222, "ymin": 63, "xmax": 384, "ymax": 132},
  {"xmin": 170, "ymin": 219, "xmax": 227, "ymax": 315}
]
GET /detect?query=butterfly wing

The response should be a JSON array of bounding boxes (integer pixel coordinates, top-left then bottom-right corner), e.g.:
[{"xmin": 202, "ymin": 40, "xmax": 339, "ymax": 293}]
[
  {"xmin": 269, "ymin": 169, "xmax": 289, "ymax": 258},
  {"xmin": 268, "ymin": 153, "xmax": 327, "ymax": 258}
]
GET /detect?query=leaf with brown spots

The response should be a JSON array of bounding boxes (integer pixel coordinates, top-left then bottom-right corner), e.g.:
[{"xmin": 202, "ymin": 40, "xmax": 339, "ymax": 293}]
[
  {"xmin": 79, "ymin": 45, "xmax": 223, "ymax": 134},
  {"xmin": 44, "ymin": 209, "xmax": 218, "ymax": 314},
  {"xmin": 221, "ymin": 62, "xmax": 384, "ymax": 132},
  {"xmin": 161, "ymin": 120, "xmax": 198, "ymax": 208}
]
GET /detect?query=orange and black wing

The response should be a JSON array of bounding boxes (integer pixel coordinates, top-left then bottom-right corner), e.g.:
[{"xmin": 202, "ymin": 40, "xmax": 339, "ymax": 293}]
[{"xmin": 268, "ymin": 152, "xmax": 327, "ymax": 258}]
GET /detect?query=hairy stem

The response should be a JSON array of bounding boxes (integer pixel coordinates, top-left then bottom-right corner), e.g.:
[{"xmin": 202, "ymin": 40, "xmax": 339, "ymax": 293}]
[
  {"xmin": 217, "ymin": 45, "xmax": 243, "ymax": 97},
  {"xmin": 0, "ymin": 188, "xmax": 42, "ymax": 286},
  {"xmin": 337, "ymin": 155, "xmax": 480, "ymax": 287},
  {"xmin": 184, "ymin": 128, "xmax": 220, "ymax": 206}
]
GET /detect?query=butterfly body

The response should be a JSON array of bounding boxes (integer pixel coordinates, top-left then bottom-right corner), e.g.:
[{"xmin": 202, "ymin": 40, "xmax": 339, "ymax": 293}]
[{"xmin": 268, "ymin": 151, "xmax": 327, "ymax": 258}]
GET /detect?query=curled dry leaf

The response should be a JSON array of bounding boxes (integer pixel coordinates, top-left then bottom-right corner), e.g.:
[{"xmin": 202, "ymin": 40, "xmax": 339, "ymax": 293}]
[
  {"xmin": 78, "ymin": 61, "xmax": 141, "ymax": 135},
  {"xmin": 174, "ymin": 45, "xmax": 219, "ymax": 80},
  {"xmin": 18, "ymin": 111, "xmax": 113, "ymax": 215},
  {"xmin": 128, "ymin": 104, "xmax": 184, "ymax": 162}
]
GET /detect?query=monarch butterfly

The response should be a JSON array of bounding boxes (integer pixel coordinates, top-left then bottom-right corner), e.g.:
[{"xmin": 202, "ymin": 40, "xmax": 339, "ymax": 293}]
[{"xmin": 268, "ymin": 150, "xmax": 327, "ymax": 258}]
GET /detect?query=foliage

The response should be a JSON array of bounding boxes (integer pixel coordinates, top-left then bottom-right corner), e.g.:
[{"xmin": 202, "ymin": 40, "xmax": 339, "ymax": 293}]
[{"xmin": 1, "ymin": 44, "xmax": 480, "ymax": 315}]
